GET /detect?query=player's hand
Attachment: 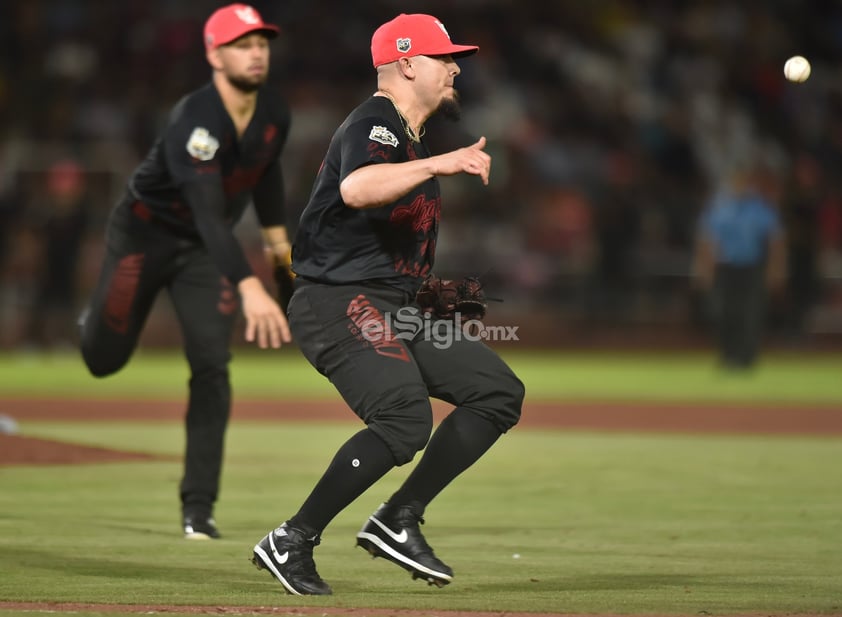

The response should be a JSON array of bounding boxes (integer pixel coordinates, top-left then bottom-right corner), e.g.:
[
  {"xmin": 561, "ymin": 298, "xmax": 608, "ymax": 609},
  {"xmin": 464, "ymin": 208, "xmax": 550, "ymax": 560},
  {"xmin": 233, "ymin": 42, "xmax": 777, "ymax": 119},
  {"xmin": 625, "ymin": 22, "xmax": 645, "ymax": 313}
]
[
  {"xmin": 238, "ymin": 276, "xmax": 292, "ymax": 349},
  {"xmin": 433, "ymin": 136, "xmax": 491, "ymax": 185}
]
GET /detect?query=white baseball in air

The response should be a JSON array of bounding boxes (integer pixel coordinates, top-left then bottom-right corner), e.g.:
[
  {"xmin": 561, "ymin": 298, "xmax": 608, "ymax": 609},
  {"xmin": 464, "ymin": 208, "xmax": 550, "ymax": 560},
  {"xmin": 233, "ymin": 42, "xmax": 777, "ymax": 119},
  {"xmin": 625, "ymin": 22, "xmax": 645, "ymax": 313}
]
[{"xmin": 784, "ymin": 55, "xmax": 811, "ymax": 83}]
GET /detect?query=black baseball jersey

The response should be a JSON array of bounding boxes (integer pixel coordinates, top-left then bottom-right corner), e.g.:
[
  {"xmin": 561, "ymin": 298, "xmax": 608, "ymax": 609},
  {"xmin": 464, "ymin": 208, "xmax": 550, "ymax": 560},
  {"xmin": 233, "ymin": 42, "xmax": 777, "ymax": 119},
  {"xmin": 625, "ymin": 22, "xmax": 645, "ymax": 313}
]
[
  {"xmin": 126, "ymin": 82, "xmax": 290, "ymax": 285},
  {"xmin": 292, "ymin": 96, "xmax": 440, "ymax": 294}
]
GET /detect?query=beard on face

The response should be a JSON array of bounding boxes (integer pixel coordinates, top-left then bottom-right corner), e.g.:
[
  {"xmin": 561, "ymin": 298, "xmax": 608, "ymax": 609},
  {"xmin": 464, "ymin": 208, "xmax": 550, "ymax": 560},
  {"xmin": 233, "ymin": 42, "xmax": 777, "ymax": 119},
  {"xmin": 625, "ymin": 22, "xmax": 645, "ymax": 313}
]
[
  {"xmin": 226, "ymin": 73, "xmax": 264, "ymax": 94},
  {"xmin": 437, "ymin": 90, "xmax": 462, "ymax": 121}
]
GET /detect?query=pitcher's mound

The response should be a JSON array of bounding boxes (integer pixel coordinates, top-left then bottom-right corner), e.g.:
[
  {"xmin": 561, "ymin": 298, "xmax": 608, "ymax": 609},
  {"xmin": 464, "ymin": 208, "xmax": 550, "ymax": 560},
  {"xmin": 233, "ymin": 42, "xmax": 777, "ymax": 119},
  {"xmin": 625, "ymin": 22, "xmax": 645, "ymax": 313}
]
[{"xmin": 0, "ymin": 434, "xmax": 168, "ymax": 466}]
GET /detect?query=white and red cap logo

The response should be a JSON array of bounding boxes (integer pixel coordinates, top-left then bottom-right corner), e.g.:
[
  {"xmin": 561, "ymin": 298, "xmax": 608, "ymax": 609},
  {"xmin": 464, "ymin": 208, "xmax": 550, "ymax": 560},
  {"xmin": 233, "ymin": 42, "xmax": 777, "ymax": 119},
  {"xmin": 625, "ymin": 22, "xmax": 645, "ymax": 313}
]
[
  {"xmin": 370, "ymin": 13, "xmax": 478, "ymax": 68},
  {"xmin": 204, "ymin": 3, "xmax": 280, "ymax": 50}
]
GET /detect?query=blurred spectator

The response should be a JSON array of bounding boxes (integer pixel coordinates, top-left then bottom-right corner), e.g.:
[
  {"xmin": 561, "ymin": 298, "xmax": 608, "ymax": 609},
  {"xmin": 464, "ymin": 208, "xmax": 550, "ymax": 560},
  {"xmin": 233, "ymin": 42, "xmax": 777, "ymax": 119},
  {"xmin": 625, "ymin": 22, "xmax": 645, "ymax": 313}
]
[
  {"xmin": 0, "ymin": 187, "xmax": 19, "ymax": 290},
  {"xmin": 524, "ymin": 185, "xmax": 595, "ymax": 308},
  {"xmin": 780, "ymin": 151, "xmax": 823, "ymax": 340},
  {"xmin": 21, "ymin": 158, "xmax": 90, "ymax": 349},
  {"xmin": 584, "ymin": 151, "xmax": 643, "ymax": 324},
  {"xmin": 692, "ymin": 164, "xmax": 787, "ymax": 368}
]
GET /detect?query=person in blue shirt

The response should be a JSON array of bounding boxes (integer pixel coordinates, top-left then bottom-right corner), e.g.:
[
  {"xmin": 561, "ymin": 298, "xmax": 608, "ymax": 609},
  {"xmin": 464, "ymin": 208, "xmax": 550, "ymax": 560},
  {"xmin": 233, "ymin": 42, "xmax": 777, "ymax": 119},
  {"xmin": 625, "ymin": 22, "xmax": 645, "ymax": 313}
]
[{"xmin": 692, "ymin": 165, "xmax": 787, "ymax": 368}]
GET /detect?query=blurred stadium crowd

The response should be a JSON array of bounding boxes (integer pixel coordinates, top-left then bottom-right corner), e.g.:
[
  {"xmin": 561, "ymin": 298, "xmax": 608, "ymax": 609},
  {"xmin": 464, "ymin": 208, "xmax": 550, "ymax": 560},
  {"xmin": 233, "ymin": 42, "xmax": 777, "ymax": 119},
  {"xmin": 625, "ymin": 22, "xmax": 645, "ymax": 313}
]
[{"xmin": 1, "ymin": 0, "xmax": 841, "ymax": 349}]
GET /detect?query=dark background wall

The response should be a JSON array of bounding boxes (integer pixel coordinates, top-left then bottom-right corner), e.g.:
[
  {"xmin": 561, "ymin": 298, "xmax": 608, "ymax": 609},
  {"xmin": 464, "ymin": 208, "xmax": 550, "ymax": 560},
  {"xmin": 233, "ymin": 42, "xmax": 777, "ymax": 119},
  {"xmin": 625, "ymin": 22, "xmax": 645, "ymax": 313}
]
[{"xmin": 2, "ymin": 0, "xmax": 841, "ymax": 349}]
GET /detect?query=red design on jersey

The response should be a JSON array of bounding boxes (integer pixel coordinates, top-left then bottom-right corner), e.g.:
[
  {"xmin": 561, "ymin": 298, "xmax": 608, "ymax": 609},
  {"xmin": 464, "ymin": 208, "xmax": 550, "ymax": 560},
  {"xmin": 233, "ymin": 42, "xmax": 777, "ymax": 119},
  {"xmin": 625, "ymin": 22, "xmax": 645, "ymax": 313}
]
[
  {"xmin": 217, "ymin": 277, "xmax": 238, "ymax": 315},
  {"xmin": 263, "ymin": 124, "xmax": 277, "ymax": 144},
  {"xmin": 393, "ymin": 259, "xmax": 432, "ymax": 278},
  {"xmin": 223, "ymin": 166, "xmax": 265, "ymax": 196},
  {"xmin": 104, "ymin": 254, "xmax": 144, "ymax": 334},
  {"xmin": 389, "ymin": 194, "xmax": 440, "ymax": 277},
  {"xmin": 195, "ymin": 163, "xmax": 221, "ymax": 175},
  {"xmin": 367, "ymin": 141, "xmax": 390, "ymax": 161},
  {"xmin": 170, "ymin": 200, "xmax": 193, "ymax": 222},
  {"xmin": 346, "ymin": 294, "xmax": 410, "ymax": 362},
  {"xmin": 130, "ymin": 201, "xmax": 152, "ymax": 222},
  {"xmin": 390, "ymin": 194, "xmax": 441, "ymax": 233}
]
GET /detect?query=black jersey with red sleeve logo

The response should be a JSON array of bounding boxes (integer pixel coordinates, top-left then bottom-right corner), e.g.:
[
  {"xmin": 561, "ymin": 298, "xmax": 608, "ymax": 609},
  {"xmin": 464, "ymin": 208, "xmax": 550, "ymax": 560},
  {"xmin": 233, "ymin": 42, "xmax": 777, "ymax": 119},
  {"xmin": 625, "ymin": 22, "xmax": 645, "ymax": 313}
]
[
  {"xmin": 292, "ymin": 96, "xmax": 440, "ymax": 294},
  {"xmin": 127, "ymin": 82, "xmax": 290, "ymax": 285}
]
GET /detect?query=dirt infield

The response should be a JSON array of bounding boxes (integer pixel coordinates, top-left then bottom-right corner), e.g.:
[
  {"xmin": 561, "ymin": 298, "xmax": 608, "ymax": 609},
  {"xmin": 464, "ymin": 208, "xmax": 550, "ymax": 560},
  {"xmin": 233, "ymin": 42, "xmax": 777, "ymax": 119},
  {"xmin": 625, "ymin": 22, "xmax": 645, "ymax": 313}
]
[
  {"xmin": 2, "ymin": 396, "xmax": 841, "ymax": 467},
  {"xmin": 0, "ymin": 433, "xmax": 176, "ymax": 465},
  {"xmin": 0, "ymin": 602, "xmax": 698, "ymax": 617}
]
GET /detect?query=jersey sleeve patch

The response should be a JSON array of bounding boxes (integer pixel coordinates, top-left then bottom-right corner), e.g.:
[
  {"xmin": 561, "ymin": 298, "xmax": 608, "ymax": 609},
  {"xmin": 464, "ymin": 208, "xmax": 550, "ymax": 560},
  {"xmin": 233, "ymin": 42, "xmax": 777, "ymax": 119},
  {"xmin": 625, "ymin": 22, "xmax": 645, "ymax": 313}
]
[
  {"xmin": 369, "ymin": 125, "xmax": 399, "ymax": 148},
  {"xmin": 186, "ymin": 127, "xmax": 220, "ymax": 161}
]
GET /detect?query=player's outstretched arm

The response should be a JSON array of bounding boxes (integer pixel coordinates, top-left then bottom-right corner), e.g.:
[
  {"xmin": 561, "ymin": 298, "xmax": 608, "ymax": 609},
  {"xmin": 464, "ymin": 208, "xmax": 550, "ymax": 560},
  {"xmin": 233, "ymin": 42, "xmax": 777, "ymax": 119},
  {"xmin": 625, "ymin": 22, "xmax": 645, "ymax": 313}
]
[{"xmin": 341, "ymin": 136, "xmax": 490, "ymax": 209}]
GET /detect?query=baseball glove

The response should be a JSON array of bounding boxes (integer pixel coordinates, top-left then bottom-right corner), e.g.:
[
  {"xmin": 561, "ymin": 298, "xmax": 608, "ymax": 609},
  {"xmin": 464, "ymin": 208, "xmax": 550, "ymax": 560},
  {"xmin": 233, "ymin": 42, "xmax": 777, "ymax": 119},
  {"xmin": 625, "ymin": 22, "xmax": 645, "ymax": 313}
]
[{"xmin": 415, "ymin": 274, "xmax": 487, "ymax": 321}]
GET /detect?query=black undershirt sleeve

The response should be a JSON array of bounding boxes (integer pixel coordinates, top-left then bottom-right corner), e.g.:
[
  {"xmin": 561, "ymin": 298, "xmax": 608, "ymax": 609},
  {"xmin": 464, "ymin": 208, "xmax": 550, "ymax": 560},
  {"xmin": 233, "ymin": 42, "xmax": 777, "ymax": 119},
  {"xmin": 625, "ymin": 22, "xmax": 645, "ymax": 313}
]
[
  {"xmin": 182, "ymin": 180, "xmax": 254, "ymax": 285},
  {"xmin": 252, "ymin": 158, "xmax": 286, "ymax": 228}
]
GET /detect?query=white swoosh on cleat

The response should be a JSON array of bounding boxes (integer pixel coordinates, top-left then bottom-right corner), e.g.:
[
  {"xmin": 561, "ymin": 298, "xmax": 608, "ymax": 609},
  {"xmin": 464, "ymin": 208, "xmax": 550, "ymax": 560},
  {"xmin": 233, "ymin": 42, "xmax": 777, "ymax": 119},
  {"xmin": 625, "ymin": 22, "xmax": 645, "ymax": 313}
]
[
  {"xmin": 269, "ymin": 533, "xmax": 289, "ymax": 564},
  {"xmin": 369, "ymin": 516, "xmax": 408, "ymax": 543}
]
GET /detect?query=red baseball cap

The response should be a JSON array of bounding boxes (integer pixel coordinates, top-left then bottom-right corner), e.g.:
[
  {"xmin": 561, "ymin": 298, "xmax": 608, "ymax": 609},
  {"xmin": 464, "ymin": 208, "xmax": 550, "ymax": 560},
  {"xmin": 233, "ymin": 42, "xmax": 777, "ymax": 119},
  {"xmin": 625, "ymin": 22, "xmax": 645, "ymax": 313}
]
[
  {"xmin": 371, "ymin": 14, "xmax": 478, "ymax": 68},
  {"xmin": 204, "ymin": 4, "xmax": 279, "ymax": 50}
]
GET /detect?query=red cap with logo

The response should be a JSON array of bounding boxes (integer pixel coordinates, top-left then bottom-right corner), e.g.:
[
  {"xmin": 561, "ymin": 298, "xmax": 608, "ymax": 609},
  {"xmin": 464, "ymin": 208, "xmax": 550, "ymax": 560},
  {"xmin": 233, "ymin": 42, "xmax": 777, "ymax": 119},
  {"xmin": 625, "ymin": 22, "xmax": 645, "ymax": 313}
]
[
  {"xmin": 204, "ymin": 4, "xmax": 280, "ymax": 50},
  {"xmin": 371, "ymin": 13, "xmax": 478, "ymax": 68}
]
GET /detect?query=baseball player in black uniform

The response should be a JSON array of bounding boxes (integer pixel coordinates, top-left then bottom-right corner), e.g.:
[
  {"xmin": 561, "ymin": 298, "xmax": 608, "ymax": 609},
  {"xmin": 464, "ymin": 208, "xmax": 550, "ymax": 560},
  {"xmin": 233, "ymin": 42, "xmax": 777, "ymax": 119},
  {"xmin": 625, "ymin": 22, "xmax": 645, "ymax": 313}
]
[
  {"xmin": 79, "ymin": 4, "xmax": 293, "ymax": 540},
  {"xmin": 251, "ymin": 13, "xmax": 524, "ymax": 595}
]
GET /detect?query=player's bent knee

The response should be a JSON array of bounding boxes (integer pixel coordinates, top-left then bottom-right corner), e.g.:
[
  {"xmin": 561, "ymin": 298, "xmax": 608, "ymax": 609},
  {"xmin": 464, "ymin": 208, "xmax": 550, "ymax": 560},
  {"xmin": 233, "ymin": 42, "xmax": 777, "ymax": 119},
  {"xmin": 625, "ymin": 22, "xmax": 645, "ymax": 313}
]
[
  {"xmin": 475, "ymin": 369, "xmax": 525, "ymax": 433},
  {"xmin": 80, "ymin": 346, "xmax": 127, "ymax": 378},
  {"xmin": 504, "ymin": 374, "xmax": 526, "ymax": 429},
  {"xmin": 82, "ymin": 359, "xmax": 123, "ymax": 378},
  {"xmin": 366, "ymin": 387, "xmax": 433, "ymax": 465}
]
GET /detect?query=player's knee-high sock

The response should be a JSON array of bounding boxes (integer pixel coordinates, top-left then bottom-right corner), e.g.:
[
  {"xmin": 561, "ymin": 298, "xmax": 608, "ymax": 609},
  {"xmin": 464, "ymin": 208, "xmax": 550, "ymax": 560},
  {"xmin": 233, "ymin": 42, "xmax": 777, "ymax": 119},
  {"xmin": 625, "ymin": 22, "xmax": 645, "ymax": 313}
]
[
  {"xmin": 388, "ymin": 406, "xmax": 501, "ymax": 516},
  {"xmin": 288, "ymin": 428, "xmax": 394, "ymax": 534}
]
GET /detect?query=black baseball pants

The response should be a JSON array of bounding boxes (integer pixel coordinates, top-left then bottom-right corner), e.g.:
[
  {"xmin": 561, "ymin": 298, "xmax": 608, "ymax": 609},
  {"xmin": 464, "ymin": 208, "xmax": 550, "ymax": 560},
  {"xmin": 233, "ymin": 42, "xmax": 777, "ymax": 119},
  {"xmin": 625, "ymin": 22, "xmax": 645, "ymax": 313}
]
[
  {"xmin": 288, "ymin": 279, "xmax": 523, "ymax": 465},
  {"xmin": 712, "ymin": 264, "xmax": 766, "ymax": 367},
  {"xmin": 80, "ymin": 199, "xmax": 237, "ymax": 517}
]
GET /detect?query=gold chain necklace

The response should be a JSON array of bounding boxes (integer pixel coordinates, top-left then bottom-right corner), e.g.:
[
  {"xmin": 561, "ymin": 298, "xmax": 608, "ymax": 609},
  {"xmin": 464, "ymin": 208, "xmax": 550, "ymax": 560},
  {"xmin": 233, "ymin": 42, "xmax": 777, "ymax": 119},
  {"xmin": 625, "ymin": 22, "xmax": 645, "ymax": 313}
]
[{"xmin": 377, "ymin": 91, "xmax": 425, "ymax": 143}]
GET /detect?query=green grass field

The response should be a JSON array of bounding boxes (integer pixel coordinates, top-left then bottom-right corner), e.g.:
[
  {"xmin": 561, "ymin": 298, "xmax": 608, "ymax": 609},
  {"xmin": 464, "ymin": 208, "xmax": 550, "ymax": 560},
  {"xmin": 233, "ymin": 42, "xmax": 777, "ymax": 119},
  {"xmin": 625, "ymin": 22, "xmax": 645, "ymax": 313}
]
[
  {"xmin": 2, "ymin": 347, "xmax": 842, "ymax": 403},
  {"xmin": 1, "ymin": 349, "xmax": 842, "ymax": 616}
]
